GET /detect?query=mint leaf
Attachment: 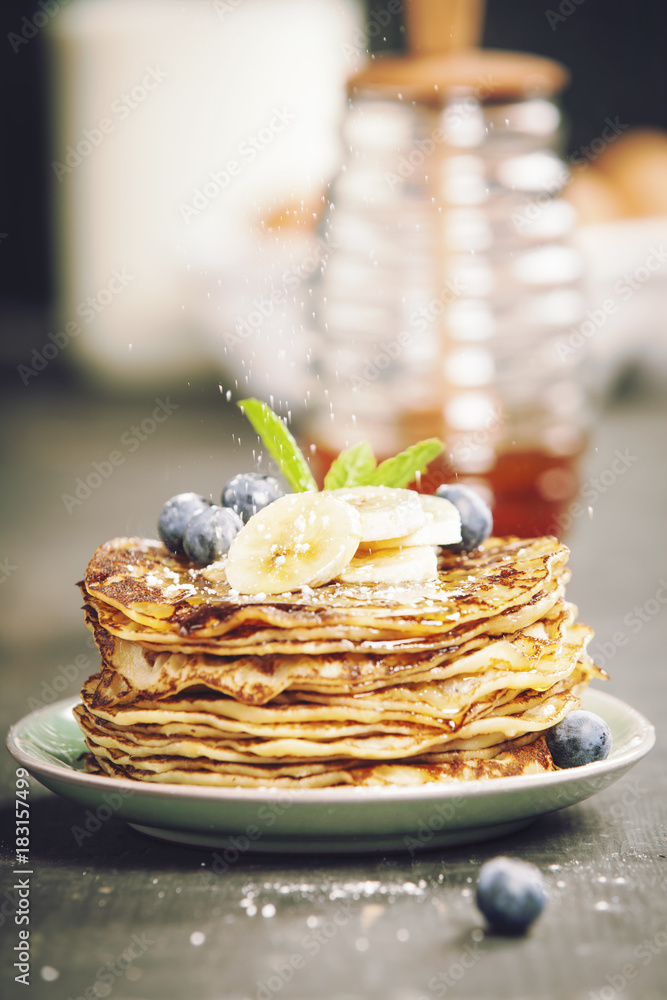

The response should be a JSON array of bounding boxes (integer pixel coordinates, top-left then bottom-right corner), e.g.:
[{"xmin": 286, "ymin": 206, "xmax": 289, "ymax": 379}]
[
  {"xmin": 367, "ymin": 438, "xmax": 444, "ymax": 489},
  {"xmin": 324, "ymin": 440, "xmax": 376, "ymax": 490},
  {"xmin": 237, "ymin": 398, "xmax": 318, "ymax": 493},
  {"xmin": 236, "ymin": 397, "xmax": 442, "ymax": 494}
]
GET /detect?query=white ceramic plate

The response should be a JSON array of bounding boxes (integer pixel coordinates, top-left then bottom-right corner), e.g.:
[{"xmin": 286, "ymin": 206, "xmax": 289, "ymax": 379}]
[{"xmin": 6, "ymin": 689, "xmax": 654, "ymax": 853}]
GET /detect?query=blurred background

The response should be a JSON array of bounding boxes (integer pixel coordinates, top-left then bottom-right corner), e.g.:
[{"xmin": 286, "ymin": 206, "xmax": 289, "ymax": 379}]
[
  {"xmin": 2, "ymin": 0, "xmax": 667, "ymax": 386},
  {"xmin": 1, "ymin": 9, "xmax": 666, "ymax": 993},
  {"xmin": 0, "ymin": 0, "xmax": 666, "ymax": 652}
]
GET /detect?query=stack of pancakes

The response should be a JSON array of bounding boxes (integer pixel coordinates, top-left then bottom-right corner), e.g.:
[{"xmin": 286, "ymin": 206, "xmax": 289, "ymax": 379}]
[{"xmin": 75, "ymin": 535, "xmax": 604, "ymax": 787}]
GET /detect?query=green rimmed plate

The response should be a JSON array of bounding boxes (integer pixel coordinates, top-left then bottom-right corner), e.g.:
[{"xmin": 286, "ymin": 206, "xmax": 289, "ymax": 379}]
[{"xmin": 6, "ymin": 689, "xmax": 654, "ymax": 853}]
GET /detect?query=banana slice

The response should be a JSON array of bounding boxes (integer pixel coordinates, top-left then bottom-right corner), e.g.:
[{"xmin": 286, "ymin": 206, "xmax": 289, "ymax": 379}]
[
  {"xmin": 337, "ymin": 544, "xmax": 438, "ymax": 585},
  {"xmin": 225, "ymin": 492, "xmax": 362, "ymax": 595},
  {"xmin": 330, "ymin": 485, "xmax": 425, "ymax": 542},
  {"xmin": 365, "ymin": 494, "xmax": 462, "ymax": 549}
]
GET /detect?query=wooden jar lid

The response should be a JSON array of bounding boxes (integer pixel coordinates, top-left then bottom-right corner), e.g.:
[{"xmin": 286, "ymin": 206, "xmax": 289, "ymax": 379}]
[{"xmin": 348, "ymin": 49, "xmax": 569, "ymax": 103}]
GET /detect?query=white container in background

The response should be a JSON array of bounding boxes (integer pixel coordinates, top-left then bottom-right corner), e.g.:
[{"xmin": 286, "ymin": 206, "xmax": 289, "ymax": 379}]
[{"xmin": 50, "ymin": 0, "xmax": 361, "ymax": 392}]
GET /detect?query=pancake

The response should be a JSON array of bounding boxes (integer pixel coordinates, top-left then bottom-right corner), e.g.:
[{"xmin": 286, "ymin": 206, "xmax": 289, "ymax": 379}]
[
  {"xmin": 79, "ymin": 638, "xmax": 596, "ymax": 732},
  {"xmin": 84, "ymin": 535, "xmax": 568, "ymax": 636},
  {"xmin": 76, "ymin": 689, "xmax": 576, "ymax": 762},
  {"xmin": 82, "ymin": 600, "xmax": 580, "ymax": 707},
  {"xmin": 87, "ymin": 733, "xmax": 556, "ymax": 787},
  {"xmin": 86, "ymin": 616, "xmax": 591, "ymax": 715},
  {"xmin": 76, "ymin": 650, "xmax": 596, "ymax": 757},
  {"xmin": 75, "ymin": 533, "xmax": 605, "ymax": 787}
]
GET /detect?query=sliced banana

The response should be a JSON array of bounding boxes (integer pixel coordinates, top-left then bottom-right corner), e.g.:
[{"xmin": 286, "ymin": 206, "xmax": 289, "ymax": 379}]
[
  {"xmin": 330, "ymin": 485, "xmax": 425, "ymax": 542},
  {"xmin": 337, "ymin": 544, "xmax": 438, "ymax": 585},
  {"xmin": 365, "ymin": 494, "xmax": 462, "ymax": 549},
  {"xmin": 225, "ymin": 493, "xmax": 362, "ymax": 595}
]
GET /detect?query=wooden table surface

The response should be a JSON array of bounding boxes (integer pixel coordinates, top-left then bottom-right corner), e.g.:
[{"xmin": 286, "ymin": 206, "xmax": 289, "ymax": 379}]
[{"xmin": 1, "ymin": 380, "xmax": 665, "ymax": 1000}]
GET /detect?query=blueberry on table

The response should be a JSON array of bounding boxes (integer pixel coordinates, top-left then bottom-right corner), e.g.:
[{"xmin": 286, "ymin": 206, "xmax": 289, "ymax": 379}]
[
  {"xmin": 545, "ymin": 710, "xmax": 612, "ymax": 768},
  {"xmin": 221, "ymin": 473, "xmax": 284, "ymax": 523},
  {"xmin": 182, "ymin": 505, "xmax": 243, "ymax": 565},
  {"xmin": 158, "ymin": 493, "xmax": 212, "ymax": 554},
  {"xmin": 435, "ymin": 483, "xmax": 493, "ymax": 551},
  {"xmin": 475, "ymin": 856, "xmax": 546, "ymax": 934}
]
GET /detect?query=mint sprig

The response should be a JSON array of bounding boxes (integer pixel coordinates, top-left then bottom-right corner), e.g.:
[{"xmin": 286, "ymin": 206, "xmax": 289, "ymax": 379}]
[
  {"xmin": 323, "ymin": 440, "xmax": 376, "ymax": 489},
  {"xmin": 366, "ymin": 438, "xmax": 444, "ymax": 489},
  {"xmin": 237, "ymin": 398, "xmax": 317, "ymax": 493},
  {"xmin": 236, "ymin": 398, "xmax": 443, "ymax": 492}
]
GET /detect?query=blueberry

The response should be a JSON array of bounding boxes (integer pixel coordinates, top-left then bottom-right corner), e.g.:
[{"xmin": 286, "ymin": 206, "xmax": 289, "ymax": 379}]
[
  {"xmin": 182, "ymin": 505, "xmax": 243, "ymax": 565},
  {"xmin": 475, "ymin": 856, "xmax": 546, "ymax": 934},
  {"xmin": 435, "ymin": 483, "xmax": 493, "ymax": 551},
  {"xmin": 221, "ymin": 472, "xmax": 284, "ymax": 524},
  {"xmin": 158, "ymin": 492, "xmax": 212, "ymax": 554},
  {"xmin": 545, "ymin": 710, "xmax": 612, "ymax": 769}
]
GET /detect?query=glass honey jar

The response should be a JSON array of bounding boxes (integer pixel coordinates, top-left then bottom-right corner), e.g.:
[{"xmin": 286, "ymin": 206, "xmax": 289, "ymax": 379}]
[{"xmin": 305, "ymin": 50, "xmax": 587, "ymax": 537}]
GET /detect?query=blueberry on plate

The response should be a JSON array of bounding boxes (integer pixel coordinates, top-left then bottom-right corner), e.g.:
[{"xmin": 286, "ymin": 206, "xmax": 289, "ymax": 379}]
[
  {"xmin": 158, "ymin": 492, "xmax": 212, "ymax": 554},
  {"xmin": 221, "ymin": 473, "xmax": 284, "ymax": 524},
  {"xmin": 182, "ymin": 505, "xmax": 243, "ymax": 566},
  {"xmin": 475, "ymin": 856, "xmax": 546, "ymax": 934},
  {"xmin": 435, "ymin": 483, "xmax": 493, "ymax": 551},
  {"xmin": 545, "ymin": 710, "xmax": 612, "ymax": 769}
]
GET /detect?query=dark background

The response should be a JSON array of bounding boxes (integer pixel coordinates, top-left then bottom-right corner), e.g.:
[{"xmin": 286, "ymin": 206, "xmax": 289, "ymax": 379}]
[{"xmin": 0, "ymin": 0, "xmax": 665, "ymax": 329}]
